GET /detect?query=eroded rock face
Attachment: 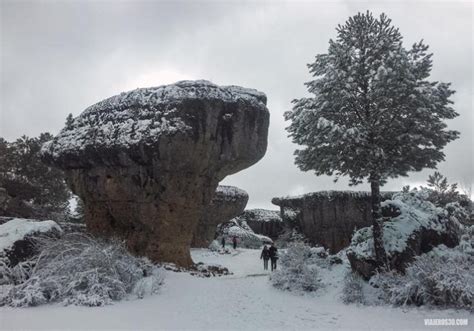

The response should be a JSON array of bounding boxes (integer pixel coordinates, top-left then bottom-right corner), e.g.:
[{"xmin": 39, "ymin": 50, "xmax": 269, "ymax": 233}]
[
  {"xmin": 42, "ymin": 80, "xmax": 269, "ymax": 267},
  {"xmin": 191, "ymin": 185, "xmax": 248, "ymax": 248},
  {"xmin": 235, "ymin": 209, "xmax": 283, "ymax": 239},
  {"xmin": 272, "ymin": 191, "xmax": 394, "ymax": 253}
]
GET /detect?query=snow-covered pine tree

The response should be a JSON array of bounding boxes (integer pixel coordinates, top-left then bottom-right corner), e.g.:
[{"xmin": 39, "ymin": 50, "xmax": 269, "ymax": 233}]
[
  {"xmin": 284, "ymin": 12, "xmax": 459, "ymax": 267},
  {"xmin": 65, "ymin": 113, "xmax": 74, "ymax": 130}
]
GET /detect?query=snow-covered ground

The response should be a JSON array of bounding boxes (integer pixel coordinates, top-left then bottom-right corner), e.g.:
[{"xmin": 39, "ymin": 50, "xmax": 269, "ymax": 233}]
[{"xmin": 0, "ymin": 248, "xmax": 471, "ymax": 330}]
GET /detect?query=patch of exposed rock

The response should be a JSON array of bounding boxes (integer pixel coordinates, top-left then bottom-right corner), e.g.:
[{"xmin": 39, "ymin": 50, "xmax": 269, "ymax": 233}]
[
  {"xmin": 42, "ymin": 80, "xmax": 269, "ymax": 267},
  {"xmin": 234, "ymin": 209, "xmax": 283, "ymax": 239},
  {"xmin": 272, "ymin": 191, "xmax": 394, "ymax": 253},
  {"xmin": 191, "ymin": 185, "xmax": 248, "ymax": 248}
]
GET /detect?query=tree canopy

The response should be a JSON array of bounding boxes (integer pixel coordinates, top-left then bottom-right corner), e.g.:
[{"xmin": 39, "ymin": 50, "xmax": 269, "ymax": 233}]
[
  {"xmin": 0, "ymin": 133, "xmax": 70, "ymax": 219},
  {"xmin": 285, "ymin": 12, "xmax": 459, "ymax": 186}
]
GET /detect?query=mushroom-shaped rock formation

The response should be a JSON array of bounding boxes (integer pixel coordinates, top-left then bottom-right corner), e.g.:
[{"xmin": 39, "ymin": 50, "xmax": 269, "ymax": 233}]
[
  {"xmin": 192, "ymin": 185, "xmax": 249, "ymax": 248},
  {"xmin": 42, "ymin": 80, "xmax": 269, "ymax": 267}
]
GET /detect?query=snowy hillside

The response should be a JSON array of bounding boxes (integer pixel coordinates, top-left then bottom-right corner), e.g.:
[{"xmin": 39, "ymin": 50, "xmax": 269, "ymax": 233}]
[{"xmin": 1, "ymin": 248, "xmax": 470, "ymax": 330}]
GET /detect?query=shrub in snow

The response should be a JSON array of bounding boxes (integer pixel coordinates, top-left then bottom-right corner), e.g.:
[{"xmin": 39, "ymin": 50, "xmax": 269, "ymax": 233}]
[
  {"xmin": 270, "ymin": 243, "xmax": 322, "ymax": 293},
  {"xmin": 0, "ymin": 233, "xmax": 163, "ymax": 307},
  {"xmin": 342, "ymin": 272, "xmax": 366, "ymax": 304},
  {"xmin": 371, "ymin": 244, "xmax": 473, "ymax": 309},
  {"xmin": 342, "ymin": 226, "xmax": 473, "ymax": 309},
  {"xmin": 208, "ymin": 240, "xmax": 231, "ymax": 254}
]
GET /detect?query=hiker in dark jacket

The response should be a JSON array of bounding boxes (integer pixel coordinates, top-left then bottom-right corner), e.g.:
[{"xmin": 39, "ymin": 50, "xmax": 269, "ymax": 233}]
[
  {"xmin": 260, "ymin": 245, "xmax": 270, "ymax": 270},
  {"xmin": 232, "ymin": 236, "xmax": 238, "ymax": 249},
  {"xmin": 269, "ymin": 243, "xmax": 278, "ymax": 271},
  {"xmin": 221, "ymin": 236, "xmax": 226, "ymax": 249}
]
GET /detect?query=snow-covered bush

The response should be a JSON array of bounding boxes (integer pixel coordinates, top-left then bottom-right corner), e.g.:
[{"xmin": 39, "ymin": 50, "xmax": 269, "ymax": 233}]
[
  {"xmin": 208, "ymin": 239, "xmax": 231, "ymax": 254},
  {"xmin": 0, "ymin": 233, "xmax": 163, "ymax": 307},
  {"xmin": 372, "ymin": 243, "xmax": 473, "ymax": 309},
  {"xmin": 270, "ymin": 243, "xmax": 322, "ymax": 293},
  {"xmin": 342, "ymin": 272, "xmax": 366, "ymax": 304}
]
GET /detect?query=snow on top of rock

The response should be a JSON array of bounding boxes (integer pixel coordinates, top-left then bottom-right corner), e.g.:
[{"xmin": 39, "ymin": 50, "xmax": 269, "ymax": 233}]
[
  {"xmin": 237, "ymin": 209, "xmax": 282, "ymax": 222},
  {"xmin": 0, "ymin": 218, "xmax": 62, "ymax": 252},
  {"xmin": 348, "ymin": 191, "xmax": 451, "ymax": 258},
  {"xmin": 272, "ymin": 190, "xmax": 395, "ymax": 206},
  {"xmin": 214, "ymin": 186, "xmax": 249, "ymax": 202},
  {"xmin": 84, "ymin": 80, "xmax": 266, "ymax": 114},
  {"xmin": 42, "ymin": 80, "xmax": 267, "ymax": 159}
]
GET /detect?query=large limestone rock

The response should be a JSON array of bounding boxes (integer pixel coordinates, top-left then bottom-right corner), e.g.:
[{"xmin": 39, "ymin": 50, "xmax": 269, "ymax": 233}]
[
  {"xmin": 42, "ymin": 80, "xmax": 269, "ymax": 267},
  {"xmin": 272, "ymin": 191, "xmax": 394, "ymax": 253},
  {"xmin": 191, "ymin": 185, "xmax": 248, "ymax": 248}
]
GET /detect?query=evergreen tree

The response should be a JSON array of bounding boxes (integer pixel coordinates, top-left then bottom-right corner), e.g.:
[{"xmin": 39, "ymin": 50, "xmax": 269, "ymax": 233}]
[
  {"xmin": 284, "ymin": 12, "xmax": 459, "ymax": 266},
  {"xmin": 0, "ymin": 133, "xmax": 71, "ymax": 219},
  {"xmin": 425, "ymin": 171, "xmax": 469, "ymax": 208},
  {"xmin": 65, "ymin": 113, "xmax": 74, "ymax": 130}
]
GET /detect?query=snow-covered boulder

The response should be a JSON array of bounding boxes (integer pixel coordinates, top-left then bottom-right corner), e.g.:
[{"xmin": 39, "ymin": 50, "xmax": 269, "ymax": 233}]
[
  {"xmin": 347, "ymin": 191, "xmax": 461, "ymax": 279},
  {"xmin": 0, "ymin": 217, "xmax": 62, "ymax": 267},
  {"xmin": 192, "ymin": 186, "xmax": 249, "ymax": 248},
  {"xmin": 234, "ymin": 209, "xmax": 283, "ymax": 239},
  {"xmin": 41, "ymin": 80, "xmax": 269, "ymax": 267},
  {"xmin": 216, "ymin": 219, "xmax": 272, "ymax": 249}
]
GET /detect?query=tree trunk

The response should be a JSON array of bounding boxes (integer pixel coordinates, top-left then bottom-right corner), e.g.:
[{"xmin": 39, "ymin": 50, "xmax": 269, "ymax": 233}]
[{"xmin": 370, "ymin": 176, "xmax": 387, "ymax": 268}]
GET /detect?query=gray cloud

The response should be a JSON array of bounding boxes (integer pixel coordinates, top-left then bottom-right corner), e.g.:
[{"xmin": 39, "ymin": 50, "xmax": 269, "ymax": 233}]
[{"xmin": 1, "ymin": 0, "xmax": 472, "ymax": 209}]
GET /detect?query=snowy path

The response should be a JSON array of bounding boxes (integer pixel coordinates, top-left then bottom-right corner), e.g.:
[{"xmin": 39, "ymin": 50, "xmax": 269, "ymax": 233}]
[{"xmin": 0, "ymin": 249, "xmax": 471, "ymax": 330}]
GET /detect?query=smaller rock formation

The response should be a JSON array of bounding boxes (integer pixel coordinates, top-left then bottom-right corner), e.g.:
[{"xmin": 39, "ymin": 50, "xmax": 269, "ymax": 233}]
[
  {"xmin": 0, "ymin": 217, "xmax": 62, "ymax": 267},
  {"xmin": 346, "ymin": 192, "xmax": 461, "ymax": 280},
  {"xmin": 272, "ymin": 191, "xmax": 394, "ymax": 253},
  {"xmin": 234, "ymin": 209, "xmax": 283, "ymax": 239},
  {"xmin": 215, "ymin": 219, "xmax": 272, "ymax": 249},
  {"xmin": 191, "ymin": 186, "xmax": 248, "ymax": 248}
]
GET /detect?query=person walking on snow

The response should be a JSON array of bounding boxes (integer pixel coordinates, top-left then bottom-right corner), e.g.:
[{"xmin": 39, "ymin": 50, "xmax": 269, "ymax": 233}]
[
  {"xmin": 260, "ymin": 245, "xmax": 270, "ymax": 270},
  {"xmin": 221, "ymin": 236, "xmax": 226, "ymax": 249},
  {"xmin": 269, "ymin": 243, "xmax": 278, "ymax": 271},
  {"xmin": 232, "ymin": 236, "xmax": 238, "ymax": 249}
]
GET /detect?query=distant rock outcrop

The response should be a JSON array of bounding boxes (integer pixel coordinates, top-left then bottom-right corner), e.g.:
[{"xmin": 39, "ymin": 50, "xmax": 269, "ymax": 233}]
[
  {"xmin": 42, "ymin": 80, "xmax": 269, "ymax": 267},
  {"xmin": 0, "ymin": 217, "xmax": 62, "ymax": 267},
  {"xmin": 272, "ymin": 191, "xmax": 394, "ymax": 253},
  {"xmin": 215, "ymin": 219, "xmax": 272, "ymax": 249},
  {"xmin": 191, "ymin": 186, "xmax": 248, "ymax": 248},
  {"xmin": 234, "ymin": 209, "xmax": 283, "ymax": 239}
]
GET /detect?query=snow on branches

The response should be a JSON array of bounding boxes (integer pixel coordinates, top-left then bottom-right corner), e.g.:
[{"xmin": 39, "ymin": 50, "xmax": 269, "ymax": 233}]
[
  {"xmin": 0, "ymin": 233, "xmax": 164, "ymax": 307},
  {"xmin": 285, "ymin": 12, "xmax": 459, "ymax": 185}
]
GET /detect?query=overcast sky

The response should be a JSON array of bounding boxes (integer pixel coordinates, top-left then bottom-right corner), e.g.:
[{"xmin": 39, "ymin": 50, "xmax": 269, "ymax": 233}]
[{"xmin": 1, "ymin": 0, "xmax": 472, "ymax": 209}]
